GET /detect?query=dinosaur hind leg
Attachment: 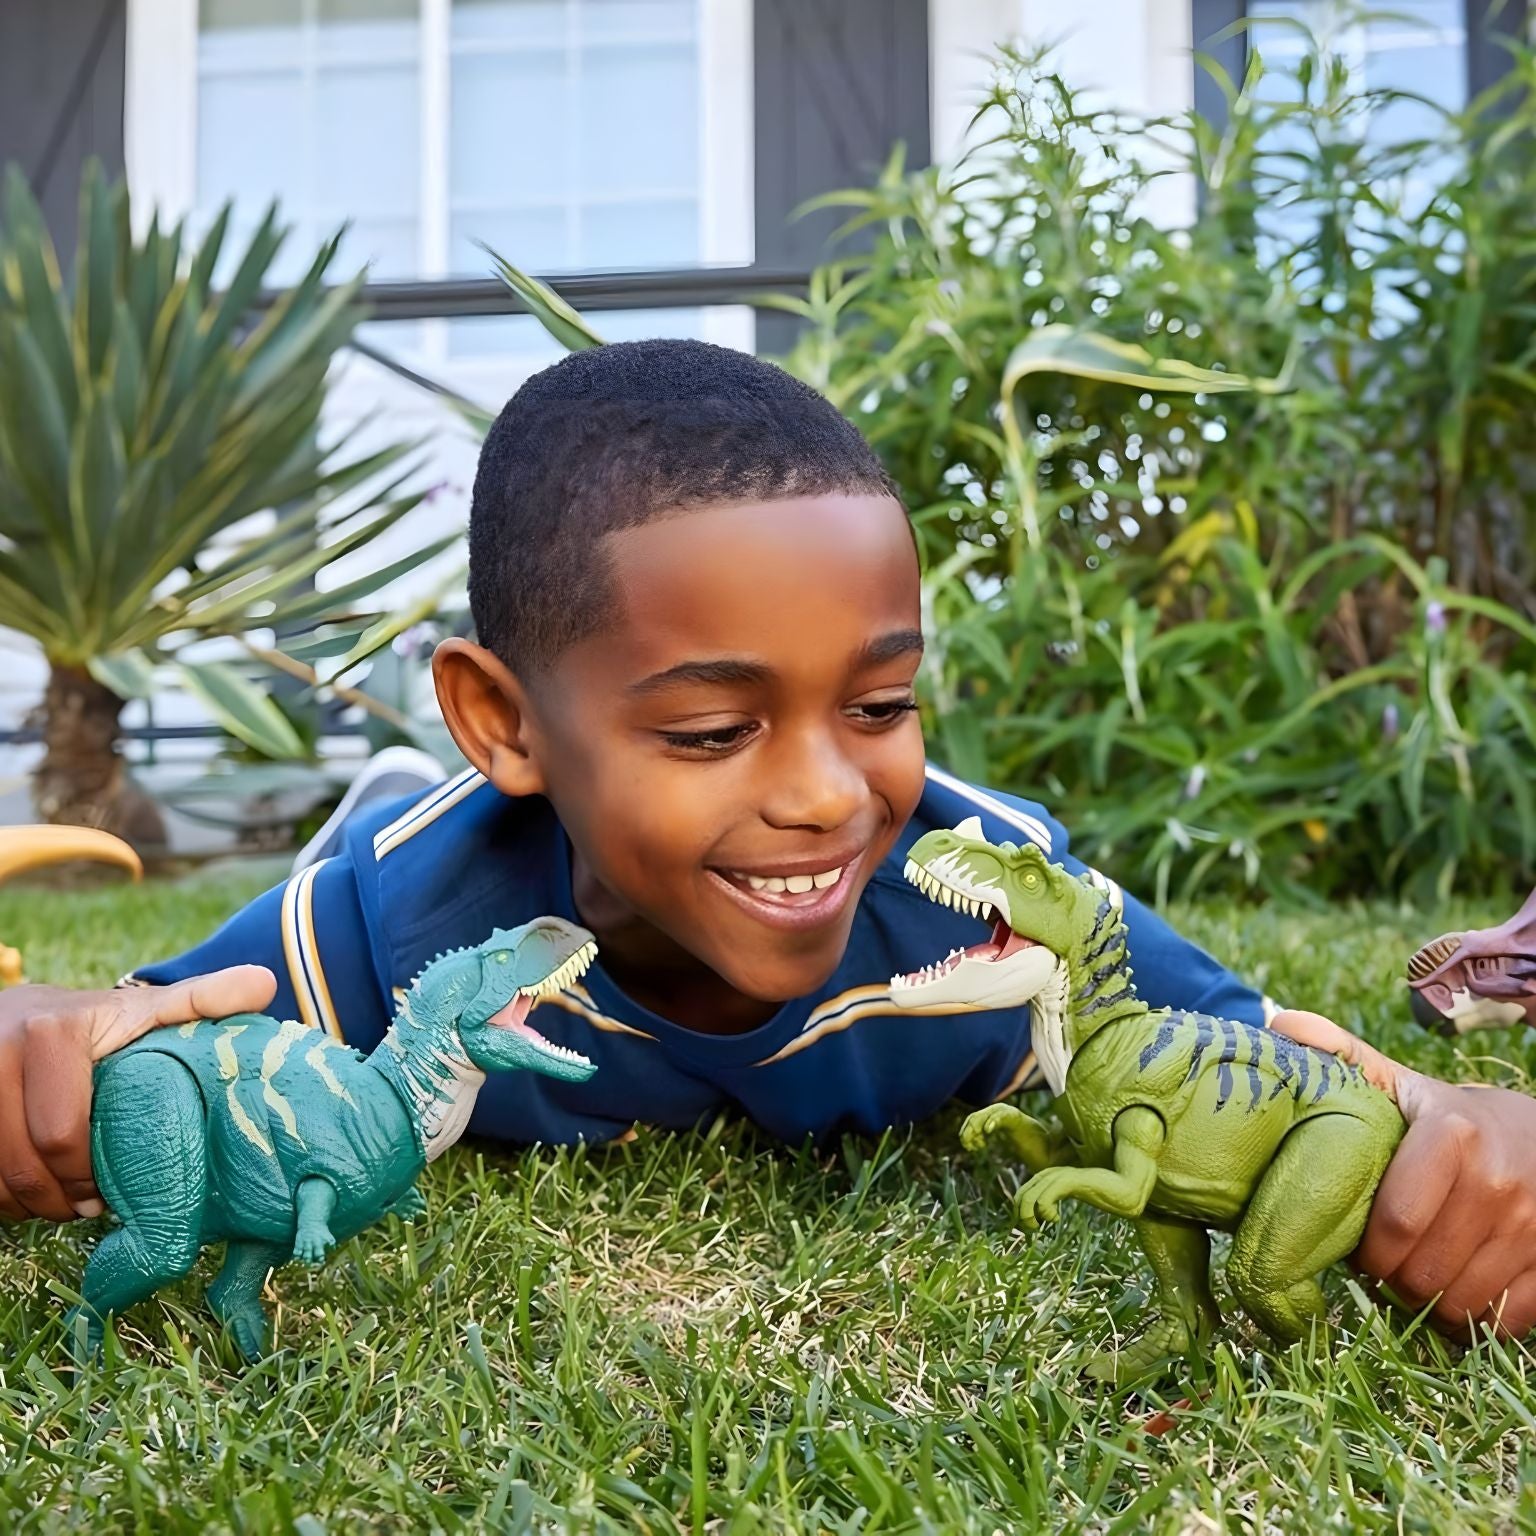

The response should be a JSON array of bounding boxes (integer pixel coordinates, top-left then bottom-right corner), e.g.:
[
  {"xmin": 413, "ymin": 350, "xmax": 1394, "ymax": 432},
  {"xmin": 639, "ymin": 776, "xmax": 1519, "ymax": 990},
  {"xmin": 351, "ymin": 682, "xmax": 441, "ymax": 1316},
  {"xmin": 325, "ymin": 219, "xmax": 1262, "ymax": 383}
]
[
  {"xmin": 1088, "ymin": 1213, "xmax": 1221, "ymax": 1386},
  {"xmin": 1227, "ymin": 1112, "xmax": 1397, "ymax": 1344},
  {"xmin": 208, "ymin": 1240, "xmax": 288, "ymax": 1362},
  {"xmin": 71, "ymin": 1053, "xmax": 207, "ymax": 1359}
]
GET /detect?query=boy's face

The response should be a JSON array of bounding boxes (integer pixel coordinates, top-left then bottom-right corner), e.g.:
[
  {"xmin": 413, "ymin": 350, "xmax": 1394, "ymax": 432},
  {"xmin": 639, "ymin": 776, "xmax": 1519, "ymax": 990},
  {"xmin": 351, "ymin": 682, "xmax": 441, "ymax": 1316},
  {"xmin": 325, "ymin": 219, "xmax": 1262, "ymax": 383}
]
[{"xmin": 456, "ymin": 493, "xmax": 927, "ymax": 1006}]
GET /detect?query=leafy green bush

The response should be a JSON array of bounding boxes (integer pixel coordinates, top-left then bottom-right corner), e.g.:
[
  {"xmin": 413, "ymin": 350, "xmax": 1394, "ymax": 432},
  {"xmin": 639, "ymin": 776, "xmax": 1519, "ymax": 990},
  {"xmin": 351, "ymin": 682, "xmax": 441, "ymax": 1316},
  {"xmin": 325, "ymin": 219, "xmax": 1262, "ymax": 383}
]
[{"xmin": 773, "ymin": 26, "xmax": 1536, "ymax": 903}]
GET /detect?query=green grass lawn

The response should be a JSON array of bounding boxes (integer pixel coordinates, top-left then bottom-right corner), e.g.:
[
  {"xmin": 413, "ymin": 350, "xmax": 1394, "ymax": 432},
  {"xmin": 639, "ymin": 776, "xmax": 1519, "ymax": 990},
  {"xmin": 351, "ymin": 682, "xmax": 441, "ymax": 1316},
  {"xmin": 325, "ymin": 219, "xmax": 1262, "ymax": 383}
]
[{"xmin": 3, "ymin": 870, "xmax": 1536, "ymax": 1533}]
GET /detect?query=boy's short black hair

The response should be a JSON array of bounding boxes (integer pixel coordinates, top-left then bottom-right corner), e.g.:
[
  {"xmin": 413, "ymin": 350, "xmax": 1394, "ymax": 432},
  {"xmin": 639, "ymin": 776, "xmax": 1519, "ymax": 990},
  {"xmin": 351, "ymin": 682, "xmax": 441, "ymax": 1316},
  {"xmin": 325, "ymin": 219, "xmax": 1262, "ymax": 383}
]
[{"xmin": 467, "ymin": 337, "xmax": 902, "ymax": 676}]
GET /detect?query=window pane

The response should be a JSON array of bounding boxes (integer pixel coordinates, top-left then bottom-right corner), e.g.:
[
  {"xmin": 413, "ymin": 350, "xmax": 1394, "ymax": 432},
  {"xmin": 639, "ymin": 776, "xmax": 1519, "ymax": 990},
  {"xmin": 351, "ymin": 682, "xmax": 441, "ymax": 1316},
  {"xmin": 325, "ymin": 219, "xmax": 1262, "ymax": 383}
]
[
  {"xmin": 197, "ymin": 4, "xmax": 422, "ymax": 283},
  {"xmin": 452, "ymin": 0, "xmax": 565, "ymax": 45},
  {"xmin": 194, "ymin": 0, "xmax": 713, "ymax": 293},
  {"xmin": 577, "ymin": 43, "xmax": 697, "ymax": 198},
  {"xmin": 197, "ymin": 71, "xmax": 305, "ymax": 210},
  {"xmin": 316, "ymin": 65, "xmax": 420, "ymax": 214},
  {"xmin": 318, "ymin": 0, "xmax": 417, "ymax": 20},
  {"xmin": 451, "ymin": 49, "xmax": 569, "ymax": 204},
  {"xmin": 445, "ymin": 304, "xmax": 708, "ymax": 358},
  {"xmin": 580, "ymin": 198, "xmax": 697, "ymax": 268},
  {"xmin": 201, "ymin": 0, "xmax": 303, "ymax": 28},
  {"xmin": 335, "ymin": 216, "xmax": 420, "ymax": 279},
  {"xmin": 582, "ymin": 0, "xmax": 696, "ymax": 41}
]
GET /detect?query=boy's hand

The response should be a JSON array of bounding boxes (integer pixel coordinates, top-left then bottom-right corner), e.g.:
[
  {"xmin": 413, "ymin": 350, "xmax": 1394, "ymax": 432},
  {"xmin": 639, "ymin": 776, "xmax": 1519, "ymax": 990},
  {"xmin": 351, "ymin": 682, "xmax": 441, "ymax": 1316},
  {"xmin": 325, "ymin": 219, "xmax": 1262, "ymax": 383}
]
[
  {"xmin": 1358, "ymin": 1072, "xmax": 1536, "ymax": 1338},
  {"xmin": 0, "ymin": 966, "xmax": 276, "ymax": 1224},
  {"xmin": 1270, "ymin": 1007, "xmax": 1536, "ymax": 1337}
]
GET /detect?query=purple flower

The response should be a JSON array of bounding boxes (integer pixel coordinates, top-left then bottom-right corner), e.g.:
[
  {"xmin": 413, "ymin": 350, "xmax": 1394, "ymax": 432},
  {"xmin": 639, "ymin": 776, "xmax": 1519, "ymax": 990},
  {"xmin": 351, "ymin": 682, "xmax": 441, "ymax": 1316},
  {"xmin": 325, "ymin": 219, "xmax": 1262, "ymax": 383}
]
[
  {"xmin": 1382, "ymin": 702, "xmax": 1400, "ymax": 742},
  {"xmin": 1425, "ymin": 600, "xmax": 1447, "ymax": 635},
  {"xmin": 392, "ymin": 621, "xmax": 442, "ymax": 659}
]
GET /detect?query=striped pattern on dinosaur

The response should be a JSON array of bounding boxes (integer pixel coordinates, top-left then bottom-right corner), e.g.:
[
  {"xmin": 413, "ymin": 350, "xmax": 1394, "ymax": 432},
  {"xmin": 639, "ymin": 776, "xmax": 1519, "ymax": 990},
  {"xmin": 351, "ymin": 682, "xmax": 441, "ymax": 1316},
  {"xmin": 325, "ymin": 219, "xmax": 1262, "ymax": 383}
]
[{"xmin": 1137, "ymin": 1010, "xmax": 1362, "ymax": 1112}]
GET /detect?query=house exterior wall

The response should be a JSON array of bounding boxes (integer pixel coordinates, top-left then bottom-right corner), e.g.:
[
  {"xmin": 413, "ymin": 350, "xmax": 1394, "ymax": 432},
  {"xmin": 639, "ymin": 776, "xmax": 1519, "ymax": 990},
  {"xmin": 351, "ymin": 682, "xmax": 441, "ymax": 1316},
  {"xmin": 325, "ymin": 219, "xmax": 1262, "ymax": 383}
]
[{"xmin": 929, "ymin": 0, "xmax": 1197, "ymax": 223}]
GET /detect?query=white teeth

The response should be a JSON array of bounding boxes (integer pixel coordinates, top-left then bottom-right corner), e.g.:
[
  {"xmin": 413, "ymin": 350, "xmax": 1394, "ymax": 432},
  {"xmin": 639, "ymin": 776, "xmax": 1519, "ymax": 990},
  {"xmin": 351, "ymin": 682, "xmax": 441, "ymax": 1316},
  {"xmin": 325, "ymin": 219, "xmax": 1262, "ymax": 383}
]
[
  {"xmin": 904, "ymin": 859, "xmax": 1008, "ymax": 927},
  {"xmin": 518, "ymin": 941, "xmax": 597, "ymax": 1001},
  {"xmin": 736, "ymin": 865, "xmax": 845, "ymax": 896}
]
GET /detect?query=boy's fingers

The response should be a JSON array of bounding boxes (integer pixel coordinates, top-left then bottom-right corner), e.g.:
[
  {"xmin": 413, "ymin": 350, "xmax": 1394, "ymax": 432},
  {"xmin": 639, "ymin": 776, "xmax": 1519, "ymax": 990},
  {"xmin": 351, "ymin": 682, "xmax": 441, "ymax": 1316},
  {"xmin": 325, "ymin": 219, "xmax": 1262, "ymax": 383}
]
[
  {"xmin": 1355, "ymin": 1112, "xmax": 1464, "ymax": 1280},
  {"xmin": 1387, "ymin": 1178, "xmax": 1496, "ymax": 1319},
  {"xmin": 90, "ymin": 965, "xmax": 278, "ymax": 1058},
  {"xmin": 21, "ymin": 1016, "xmax": 99, "ymax": 1210},
  {"xmin": 147, "ymin": 965, "xmax": 277, "ymax": 1026},
  {"xmin": 0, "ymin": 1031, "xmax": 78, "ymax": 1222},
  {"xmin": 1433, "ymin": 1236, "xmax": 1530, "ymax": 1336}
]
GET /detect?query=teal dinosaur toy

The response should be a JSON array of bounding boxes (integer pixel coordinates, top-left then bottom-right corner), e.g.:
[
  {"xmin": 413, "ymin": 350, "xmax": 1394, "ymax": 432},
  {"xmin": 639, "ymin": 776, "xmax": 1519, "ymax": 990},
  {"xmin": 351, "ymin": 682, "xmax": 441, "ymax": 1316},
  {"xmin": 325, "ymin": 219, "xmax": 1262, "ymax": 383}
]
[
  {"xmin": 69, "ymin": 917, "xmax": 598, "ymax": 1364},
  {"xmin": 892, "ymin": 820, "xmax": 1405, "ymax": 1384}
]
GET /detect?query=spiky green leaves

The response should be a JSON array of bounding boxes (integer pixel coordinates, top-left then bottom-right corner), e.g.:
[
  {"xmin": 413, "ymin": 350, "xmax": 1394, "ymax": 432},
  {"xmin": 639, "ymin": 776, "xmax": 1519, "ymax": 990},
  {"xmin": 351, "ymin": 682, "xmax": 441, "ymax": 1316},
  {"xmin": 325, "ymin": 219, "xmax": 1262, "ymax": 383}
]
[{"xmin": 0, "ymin": 162, "xmax": 426, "ymax": 669}]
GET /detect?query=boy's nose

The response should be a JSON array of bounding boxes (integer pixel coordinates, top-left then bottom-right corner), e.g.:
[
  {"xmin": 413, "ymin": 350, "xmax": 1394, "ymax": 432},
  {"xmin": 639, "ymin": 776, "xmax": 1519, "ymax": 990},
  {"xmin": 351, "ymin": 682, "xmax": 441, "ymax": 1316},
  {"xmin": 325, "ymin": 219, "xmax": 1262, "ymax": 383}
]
[{"xmin": 760, "ymin": 734, "xmax": 868, "ymax": 833}]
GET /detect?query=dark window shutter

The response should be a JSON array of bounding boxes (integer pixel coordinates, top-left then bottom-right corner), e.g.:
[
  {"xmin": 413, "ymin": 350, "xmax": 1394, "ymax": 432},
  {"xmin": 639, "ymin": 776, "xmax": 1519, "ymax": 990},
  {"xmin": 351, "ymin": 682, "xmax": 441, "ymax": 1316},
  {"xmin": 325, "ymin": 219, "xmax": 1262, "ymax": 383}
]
[
  {"xmin": 753, "ymin": 0, "xmax": 930, "ymax": 351},
  {"xmin": 0, "ymin": 0, "xmax": 125, "ymax": 263}
]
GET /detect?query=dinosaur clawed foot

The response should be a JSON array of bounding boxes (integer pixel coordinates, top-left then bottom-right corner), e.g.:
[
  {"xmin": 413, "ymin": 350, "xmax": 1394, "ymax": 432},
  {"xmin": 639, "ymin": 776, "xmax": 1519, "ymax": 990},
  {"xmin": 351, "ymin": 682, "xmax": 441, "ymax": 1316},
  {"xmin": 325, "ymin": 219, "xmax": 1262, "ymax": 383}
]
[
  {"xmin": 1084, "ymin": 1307, "xmax": 1218, "ymax": 1387},
  {"xmin": 225, "ymin": 1307, "xmax": 271, "ymax": 1363}
]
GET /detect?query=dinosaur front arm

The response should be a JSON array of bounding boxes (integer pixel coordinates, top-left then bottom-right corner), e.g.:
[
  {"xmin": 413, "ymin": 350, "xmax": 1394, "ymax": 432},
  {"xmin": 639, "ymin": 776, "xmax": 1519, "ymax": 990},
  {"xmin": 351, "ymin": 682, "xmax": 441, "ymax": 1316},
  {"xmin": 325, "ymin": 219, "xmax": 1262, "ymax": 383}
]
[
  {"xmin": 1012, "ymin": 1106, "xmax": 1166, "ymax": 1231},
  {"xmin": 960, "ymin": 1103, "xmax": 1076, "ymax": 1169}
]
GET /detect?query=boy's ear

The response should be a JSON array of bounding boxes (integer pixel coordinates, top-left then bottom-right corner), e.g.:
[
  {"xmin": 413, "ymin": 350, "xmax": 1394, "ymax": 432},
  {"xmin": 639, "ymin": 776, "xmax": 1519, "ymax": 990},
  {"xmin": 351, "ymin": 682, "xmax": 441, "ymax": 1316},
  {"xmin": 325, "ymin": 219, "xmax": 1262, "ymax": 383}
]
[{"xmin": 431, "ymin": 639, "xmax": 548, "ymax": 799}]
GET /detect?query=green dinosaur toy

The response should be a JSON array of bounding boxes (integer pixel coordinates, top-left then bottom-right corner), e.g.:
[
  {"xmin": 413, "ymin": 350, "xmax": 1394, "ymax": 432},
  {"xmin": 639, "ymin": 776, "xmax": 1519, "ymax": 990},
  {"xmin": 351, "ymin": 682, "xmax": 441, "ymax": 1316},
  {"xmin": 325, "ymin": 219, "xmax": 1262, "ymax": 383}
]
[
  {"xmin": 69, "ymin": 916, "xmax": 598, "ymax": 1364},
  {"xmin": 891, "ymin": 820, "xmax": 1404, "ymax": 1384}
]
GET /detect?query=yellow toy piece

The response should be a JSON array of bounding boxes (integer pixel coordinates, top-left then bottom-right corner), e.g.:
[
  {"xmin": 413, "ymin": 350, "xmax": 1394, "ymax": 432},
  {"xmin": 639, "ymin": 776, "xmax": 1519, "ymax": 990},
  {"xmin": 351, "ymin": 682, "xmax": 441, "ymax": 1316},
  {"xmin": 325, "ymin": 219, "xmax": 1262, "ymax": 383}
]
[{"xmin": 0, "ymin": 826, "xmax": 143, "ymax": 987}]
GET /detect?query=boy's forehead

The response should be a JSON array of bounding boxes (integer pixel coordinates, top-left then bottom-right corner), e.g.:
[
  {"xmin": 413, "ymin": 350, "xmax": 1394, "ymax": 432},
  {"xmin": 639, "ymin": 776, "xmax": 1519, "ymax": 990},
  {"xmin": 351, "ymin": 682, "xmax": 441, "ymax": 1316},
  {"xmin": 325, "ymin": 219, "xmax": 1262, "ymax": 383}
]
[
  {"xmin": 573, "ymin": 492, "xmax": 919, "ymax": 676},
  {"xmin": 613, "ymin": 492, "xmax": 915, "ymax": 622}
]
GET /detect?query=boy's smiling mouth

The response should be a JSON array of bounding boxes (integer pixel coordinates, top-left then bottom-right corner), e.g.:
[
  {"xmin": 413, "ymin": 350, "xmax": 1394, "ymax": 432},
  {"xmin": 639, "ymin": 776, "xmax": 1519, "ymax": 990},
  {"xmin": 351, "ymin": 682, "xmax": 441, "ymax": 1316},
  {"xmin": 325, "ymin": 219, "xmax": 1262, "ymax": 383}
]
[{"xmin": 706, "ymin": 852, "xmax": 865, "ymax": 930}]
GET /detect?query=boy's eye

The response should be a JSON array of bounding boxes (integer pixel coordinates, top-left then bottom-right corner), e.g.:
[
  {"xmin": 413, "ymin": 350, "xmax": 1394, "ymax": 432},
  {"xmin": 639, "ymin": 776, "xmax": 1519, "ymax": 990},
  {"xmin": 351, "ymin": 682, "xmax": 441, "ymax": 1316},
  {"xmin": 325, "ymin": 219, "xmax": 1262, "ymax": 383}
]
[
  {"xmin": 658, "ymin": 722, "xmax": 759, "ymax": 755},
  {"xmin": 849, "ymin": 696, "xmax": 919, "ymax": 726}
]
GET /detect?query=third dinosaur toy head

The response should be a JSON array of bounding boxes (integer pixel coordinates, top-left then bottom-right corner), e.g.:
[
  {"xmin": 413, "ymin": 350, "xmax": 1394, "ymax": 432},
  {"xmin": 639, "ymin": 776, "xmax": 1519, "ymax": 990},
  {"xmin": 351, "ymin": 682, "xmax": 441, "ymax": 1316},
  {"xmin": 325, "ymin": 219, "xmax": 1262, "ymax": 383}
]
[{"xmin": 1405, "ymin": 887, "xmax": 1536, "ymax": 1036}]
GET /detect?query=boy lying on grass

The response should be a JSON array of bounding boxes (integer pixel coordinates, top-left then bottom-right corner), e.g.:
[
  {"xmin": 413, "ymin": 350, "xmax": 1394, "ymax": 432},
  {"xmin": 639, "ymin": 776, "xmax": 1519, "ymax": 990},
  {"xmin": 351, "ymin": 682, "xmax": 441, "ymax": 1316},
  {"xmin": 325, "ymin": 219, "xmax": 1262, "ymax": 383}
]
[{"xmin": 4, "ymin": 341, "xmax": 1535, "ymax": 1341}]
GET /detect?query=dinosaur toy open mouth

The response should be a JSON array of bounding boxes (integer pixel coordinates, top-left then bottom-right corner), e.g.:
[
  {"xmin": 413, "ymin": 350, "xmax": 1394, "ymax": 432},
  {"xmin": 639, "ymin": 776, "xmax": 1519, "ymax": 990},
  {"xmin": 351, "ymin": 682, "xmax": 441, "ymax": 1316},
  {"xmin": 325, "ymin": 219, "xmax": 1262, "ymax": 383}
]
[
  {"xmin": 485, "ymin": 938, "xmax": 598, "ymax": 1069},
  {"xmin": 891, "ymin": 852, "xmax": 1057, "ymax": 1010},
  {"xmin": 892, "ymin": 913, "xmax": 1038, "ymax": 991}
]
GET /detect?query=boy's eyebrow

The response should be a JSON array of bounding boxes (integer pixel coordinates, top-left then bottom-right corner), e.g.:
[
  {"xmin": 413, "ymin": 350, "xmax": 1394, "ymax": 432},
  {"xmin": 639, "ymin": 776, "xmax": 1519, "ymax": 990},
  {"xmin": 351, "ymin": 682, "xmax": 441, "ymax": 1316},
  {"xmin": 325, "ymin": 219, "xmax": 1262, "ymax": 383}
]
[
  {"xmin": 855, "ymin": 629, "xmax": 925, "ymax": 667},
  {"xmin": 628, "ymin": 658, "xmax": 772, "ymax": 695},
  {"xmin": 627, "ymin": 630, "xmax": 925, "ymax": 697}
]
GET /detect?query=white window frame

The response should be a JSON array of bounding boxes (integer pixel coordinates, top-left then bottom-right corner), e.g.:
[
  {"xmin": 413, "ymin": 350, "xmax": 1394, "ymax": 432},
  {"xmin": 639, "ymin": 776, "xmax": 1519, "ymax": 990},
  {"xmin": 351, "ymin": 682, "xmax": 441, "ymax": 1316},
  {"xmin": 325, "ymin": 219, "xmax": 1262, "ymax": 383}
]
[{"xmin": 123, "ymin": 0, "xmax": 756, "ymax": 363}]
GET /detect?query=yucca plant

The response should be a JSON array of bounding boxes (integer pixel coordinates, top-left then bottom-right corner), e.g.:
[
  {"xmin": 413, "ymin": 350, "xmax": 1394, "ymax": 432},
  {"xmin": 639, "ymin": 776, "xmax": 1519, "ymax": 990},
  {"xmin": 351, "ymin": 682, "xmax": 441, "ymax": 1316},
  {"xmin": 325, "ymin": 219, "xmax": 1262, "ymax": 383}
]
[{"xmin": 0, "ymin": 162, "xmax": 446, "ymax": 844}]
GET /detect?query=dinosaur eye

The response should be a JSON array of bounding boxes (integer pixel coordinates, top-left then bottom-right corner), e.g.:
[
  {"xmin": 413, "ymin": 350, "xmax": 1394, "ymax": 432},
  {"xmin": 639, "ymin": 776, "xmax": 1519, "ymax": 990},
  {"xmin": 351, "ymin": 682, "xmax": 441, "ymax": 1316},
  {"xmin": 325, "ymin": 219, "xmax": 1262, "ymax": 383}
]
[
  {"xmin": 1022, "ymin": 871, "xmax": 1040, "ymax": 890},
  {"xmin": 493, "ymin": 952, "xmax": 510, "ymax": 964}
]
